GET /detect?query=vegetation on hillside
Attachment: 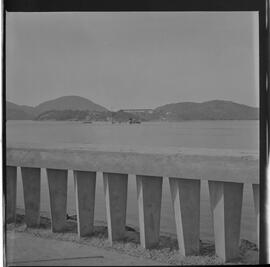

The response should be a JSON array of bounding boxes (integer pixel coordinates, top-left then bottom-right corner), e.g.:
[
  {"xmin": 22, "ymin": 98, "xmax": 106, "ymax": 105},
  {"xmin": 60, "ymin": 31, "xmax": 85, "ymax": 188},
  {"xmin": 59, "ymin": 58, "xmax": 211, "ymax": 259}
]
[
  {"xmin": 35, "ymin": 109, "xmax": 142, "ymax": 122},
  {"xmin": 6, "ymin": 97, "xmax": 259, "ymax": 121}
]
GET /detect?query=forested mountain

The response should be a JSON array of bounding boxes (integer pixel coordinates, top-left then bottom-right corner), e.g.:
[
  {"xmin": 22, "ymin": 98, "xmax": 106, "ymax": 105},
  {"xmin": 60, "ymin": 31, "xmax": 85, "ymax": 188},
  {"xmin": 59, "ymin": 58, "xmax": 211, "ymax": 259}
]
[
  {"xmin": 154, "ymin": 100, "xmax": 258, "ymax": 120},
  {"xmin": 6, "ymin": 98, "xmax": 259, "ymax": 121}
]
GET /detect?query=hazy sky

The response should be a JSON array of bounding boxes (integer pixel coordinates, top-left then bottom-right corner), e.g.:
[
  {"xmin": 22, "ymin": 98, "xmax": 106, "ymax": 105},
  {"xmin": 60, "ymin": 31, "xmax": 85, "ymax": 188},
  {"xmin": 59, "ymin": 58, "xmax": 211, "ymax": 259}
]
[{"xmin": 6, "ymin": 12, "xmax": 259, "ymax": 110}]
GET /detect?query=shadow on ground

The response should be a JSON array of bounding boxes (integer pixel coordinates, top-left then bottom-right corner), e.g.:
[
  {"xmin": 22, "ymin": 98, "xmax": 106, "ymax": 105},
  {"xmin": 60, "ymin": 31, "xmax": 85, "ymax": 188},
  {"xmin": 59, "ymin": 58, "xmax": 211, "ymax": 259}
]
[{"xmin": 6, "ymin": 212, "xmax": 258, "ymax": 265}]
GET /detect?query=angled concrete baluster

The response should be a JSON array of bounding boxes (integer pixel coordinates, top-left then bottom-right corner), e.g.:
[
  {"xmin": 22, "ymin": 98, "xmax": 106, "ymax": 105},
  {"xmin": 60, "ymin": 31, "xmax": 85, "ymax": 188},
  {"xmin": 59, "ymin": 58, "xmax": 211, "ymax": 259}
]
[
  {"xmin": 252, "ymin": 184, "xmax": 259, "ymax": 248},
  {"xmin": 47, "ymin": 168, "xmax": 68, "ymax": 232},
  {"xmin": 169, "ymin": 178, "xmax": 200, "ymax": 256},
  {"xmin": 21, "ymin": 167, "xmax": 41, "ymax": 227},
  {"xmin": 208, "ymin": 181, "xmax": 243, "ymax": 262},
  {"xmin": 103, "ymin": 173, "xmax": 128, "ymax": 244},
  {"xmin": 136, "ymin": 175, "xmax": 163, "ymax": 248},
  {"xmin": 74, "ymin": 170, "xmax": 96, "ymax": 237},
  {"xmin": 6, "ymin": 166, "xmax": 17, "ymax": 223}
]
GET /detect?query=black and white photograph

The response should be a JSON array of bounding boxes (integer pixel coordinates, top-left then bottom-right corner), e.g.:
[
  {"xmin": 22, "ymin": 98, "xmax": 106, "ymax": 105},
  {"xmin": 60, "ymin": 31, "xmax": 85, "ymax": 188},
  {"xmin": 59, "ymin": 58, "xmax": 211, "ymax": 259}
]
[{"xmin": 4, "ymin": 0, "xmax": 269, "ymax": 265}]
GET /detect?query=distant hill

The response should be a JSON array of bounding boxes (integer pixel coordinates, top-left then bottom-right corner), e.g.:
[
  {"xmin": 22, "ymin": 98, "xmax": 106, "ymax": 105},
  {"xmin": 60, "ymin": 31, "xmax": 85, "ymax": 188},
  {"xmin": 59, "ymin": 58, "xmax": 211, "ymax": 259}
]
[
  {"xmin": 6, "ymin": 96, "xmax": 108, "ymax": 120},
  {"xmin": 36, "ymin": 110, "xmax": 94, "ymax": 121},
  {"xmin": 6, "ymin": 101, "xmax": 35, "ymax": 120},
  {"xmin": 6, "ymin": 98, "xmax": 259, "ymax": 121},
  {"xmin": 35, "ymin": 96, "xmax": 108, "ymax": 114},
  {"xmin": 154, "ymin": 100, "xmax": 259, "ymax": 120},
  {"xmin": 35, "ymin": 109, "xmax": 143, "ymax": 122}
]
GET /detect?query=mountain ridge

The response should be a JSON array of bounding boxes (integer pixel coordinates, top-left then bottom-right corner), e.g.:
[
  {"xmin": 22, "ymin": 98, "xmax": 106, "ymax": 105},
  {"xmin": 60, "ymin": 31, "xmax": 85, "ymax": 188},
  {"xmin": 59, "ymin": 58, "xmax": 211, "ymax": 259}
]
[
  {"xmin": 6, "ymin": 95, "xmax": 108, "ymax": 120},
  {"xmin": 6, "ymin": 96, "xmax": 259, "ymax": 121},
  {"xmin": 6, "ymin": 101, "xmax": 35, "ymax": 120},
  {"xmin": 154, "ymin": 100, "xmax": 258, "ymax": 120},
  {"xmin": 35, "ymin": 95, "xmax": 108, "ymax": 114}
]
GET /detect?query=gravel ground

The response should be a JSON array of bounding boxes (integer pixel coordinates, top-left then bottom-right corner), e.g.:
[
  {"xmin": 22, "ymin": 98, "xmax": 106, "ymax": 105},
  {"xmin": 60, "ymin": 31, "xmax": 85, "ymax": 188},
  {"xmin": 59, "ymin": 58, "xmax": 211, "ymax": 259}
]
[{"xmin": 5, "ymin": 211, "xmax": 259, "ymax": 265}]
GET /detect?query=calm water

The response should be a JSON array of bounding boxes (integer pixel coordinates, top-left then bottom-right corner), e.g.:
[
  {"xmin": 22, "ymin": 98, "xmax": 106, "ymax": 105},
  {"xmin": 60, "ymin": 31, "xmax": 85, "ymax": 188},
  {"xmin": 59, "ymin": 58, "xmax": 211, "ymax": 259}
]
[{"xmin": 6, "ymin": 120, "xmax": 259, "ymax": 242}]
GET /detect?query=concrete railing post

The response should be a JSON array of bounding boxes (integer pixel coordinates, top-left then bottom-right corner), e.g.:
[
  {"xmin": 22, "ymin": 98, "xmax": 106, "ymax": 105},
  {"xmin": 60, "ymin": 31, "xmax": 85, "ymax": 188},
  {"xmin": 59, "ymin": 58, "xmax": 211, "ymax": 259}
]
[
  {"xmin": 252, "ymin": 184, "xmax": 259, "ymax": 248},
  {"xmin": 103, "ymin": 173, "xmax": 128, "ymax": 244},
  {"xmin": 6, "ymin": 166, "xmax": 17, "ymax": 223},
  {"xmin": 74, "ymin": 170, "xmax": 96, "ymax": 237},
  {"xmin": 136, "ymin": 175, "xmax": 163, "ymax": 249},
  {"xmin": 169, "ymin": 178, "xmax": 200, "ymax": 256},
  {"xmin": 21, "ymin": 167, "xmax": 41, "ymax": 227},
  {"xmin": 208, "ymin": 181, "xmax": 243, "ymax": 262},
  {"xmin": 47, "ymin": 168, "xmax": 68, "ymax": 232}
]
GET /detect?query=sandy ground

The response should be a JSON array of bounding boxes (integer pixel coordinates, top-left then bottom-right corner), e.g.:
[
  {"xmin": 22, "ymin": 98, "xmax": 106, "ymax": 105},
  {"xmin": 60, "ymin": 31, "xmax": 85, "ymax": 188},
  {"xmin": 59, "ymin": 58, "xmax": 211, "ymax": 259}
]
[
  {"xmin": 5, "ymin": 212, "xmax": 259, "ymax": 265},
  {"xmin": 6, "ymin": 232, "xmax": 167, "ymax": 266}
]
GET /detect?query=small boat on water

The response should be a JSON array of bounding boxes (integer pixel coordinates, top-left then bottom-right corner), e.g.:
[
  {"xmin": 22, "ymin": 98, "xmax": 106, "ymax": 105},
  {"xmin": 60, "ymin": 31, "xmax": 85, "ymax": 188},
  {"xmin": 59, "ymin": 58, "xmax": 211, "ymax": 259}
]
[{"xmin": 82, "ymin": 121, "xmax": 92, "ymax": 124}]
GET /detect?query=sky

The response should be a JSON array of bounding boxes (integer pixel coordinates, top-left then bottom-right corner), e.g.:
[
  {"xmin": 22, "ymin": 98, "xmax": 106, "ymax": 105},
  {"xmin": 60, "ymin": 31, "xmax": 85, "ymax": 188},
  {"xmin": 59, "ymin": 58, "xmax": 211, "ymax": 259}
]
[{"xmin": 6, "ymin": 12, "xmax": 259, "ymax": 110}]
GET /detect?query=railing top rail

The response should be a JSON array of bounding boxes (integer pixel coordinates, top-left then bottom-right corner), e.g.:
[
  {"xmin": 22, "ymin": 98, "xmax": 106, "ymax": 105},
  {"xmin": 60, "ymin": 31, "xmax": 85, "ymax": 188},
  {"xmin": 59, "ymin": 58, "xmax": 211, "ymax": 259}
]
[{"xmin": 6, "ymin": 142, "xmax": 259, "ymax": 184}]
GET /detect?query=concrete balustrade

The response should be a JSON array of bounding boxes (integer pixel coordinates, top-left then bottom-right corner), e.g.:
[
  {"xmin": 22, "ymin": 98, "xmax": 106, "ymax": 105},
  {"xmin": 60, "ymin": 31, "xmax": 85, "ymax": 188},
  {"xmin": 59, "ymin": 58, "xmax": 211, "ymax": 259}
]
[
  {"xmin": 137, "ymin": 175, "xmax": 163, "ymax": 248},
  {"xmin": 103, "ymin": 173, "xmax": 128, "ymax": 244},
  {"xmin": 7, "ymin": 142, "xmax": 258, "ymax": 184},
  {"xmin": 169, "ymin": 178, "xmax": 200, "ymax": 256},
  {"xmin": 74, "ymin": 170, "xmax": 96, "ymax": 237},
  {"xmin": 252, "ymin": 184, "xmax": 259, "ymax": 248},
  {"xmin": 47, "ymin": 168, "xmax": 68, "ymax": 232},
  {"xmin": 208, "ymin": 181, "xmax": 243, "ymax": 261},
  {"xmin": 6, "ymin": 142, "xmax": 259, "ymax": 262},
  {"xmin": 21, "ymin": 167, "xmax": 41, "ymax": 227},
  {"xmin": 6, "ymin": 166, "xmax": 17, "ymax": 223}
]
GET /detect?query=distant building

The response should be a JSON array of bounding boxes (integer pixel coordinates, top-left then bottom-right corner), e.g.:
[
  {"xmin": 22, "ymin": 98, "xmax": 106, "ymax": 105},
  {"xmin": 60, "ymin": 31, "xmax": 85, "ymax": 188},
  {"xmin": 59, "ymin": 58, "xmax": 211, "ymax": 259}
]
[{"xmin": 120, "ymin": 109, "xmax": 153, "ymax": 114}]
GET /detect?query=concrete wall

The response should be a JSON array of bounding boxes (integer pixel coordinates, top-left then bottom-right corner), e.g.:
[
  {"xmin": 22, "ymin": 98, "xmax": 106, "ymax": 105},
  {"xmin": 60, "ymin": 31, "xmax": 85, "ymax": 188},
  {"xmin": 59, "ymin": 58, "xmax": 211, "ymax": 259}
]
[
  {"xmin": 7, "ymin": 142, "xmax": 258, "ymax": 184},
  {"xmin": 5, "ymin": 142, "xmax": 259, "ymax": 262}
]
